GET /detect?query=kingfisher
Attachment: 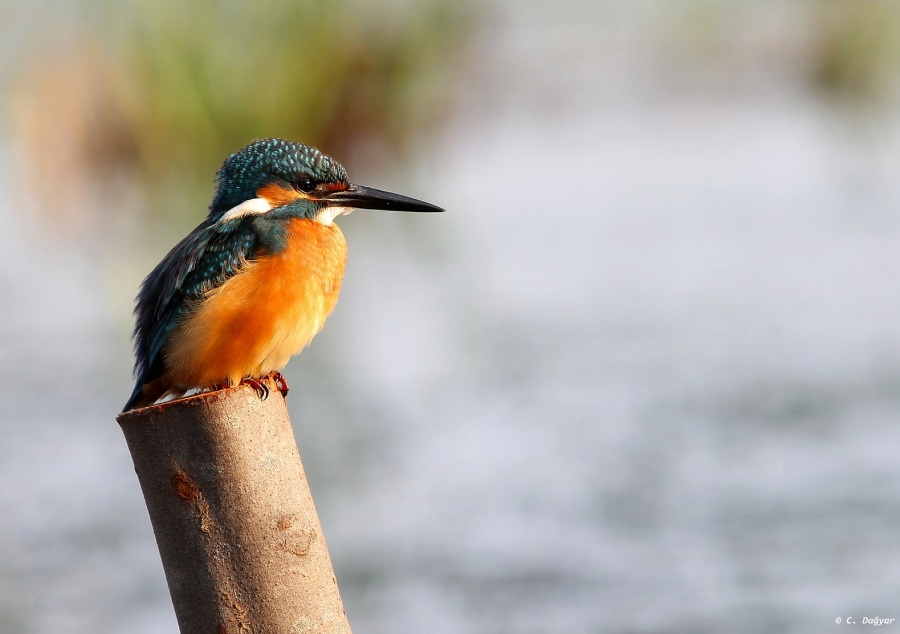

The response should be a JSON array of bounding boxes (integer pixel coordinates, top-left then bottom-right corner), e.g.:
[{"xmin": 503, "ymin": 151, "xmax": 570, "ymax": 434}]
[{"xmin": 123, "ymin": 138, "xmax": 442, "ymax": 412}]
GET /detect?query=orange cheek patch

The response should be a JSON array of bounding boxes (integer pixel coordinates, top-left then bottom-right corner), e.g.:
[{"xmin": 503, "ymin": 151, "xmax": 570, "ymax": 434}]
[
  {"xmin": 257, "ymin": 183, "xmax": 305, "ymax": 207},
  {"xmin": 320, "ymin": 182, "xmax": 348, "ymax": 194}
]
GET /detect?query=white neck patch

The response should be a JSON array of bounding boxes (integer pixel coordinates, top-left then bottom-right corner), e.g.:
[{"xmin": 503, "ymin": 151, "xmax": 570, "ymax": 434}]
[
  {"xmin": 315, "ymin": 206, "xmax": 353, "ymax": 226},
  {"xmin": 218, "ymin": 197, "xmax": 272, "ymax": 223}
]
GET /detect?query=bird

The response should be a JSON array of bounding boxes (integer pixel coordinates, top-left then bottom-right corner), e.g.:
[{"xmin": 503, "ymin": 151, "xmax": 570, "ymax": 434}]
[{"xmin": 123, "ymin": 138, "xmax": 442, "ymax": 412}]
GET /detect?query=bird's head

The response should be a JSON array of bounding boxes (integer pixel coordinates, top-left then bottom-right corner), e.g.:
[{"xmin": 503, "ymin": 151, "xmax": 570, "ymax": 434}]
[{"xmin": 208, "ymin": 138, "xmax": 442, "ymax": 224}]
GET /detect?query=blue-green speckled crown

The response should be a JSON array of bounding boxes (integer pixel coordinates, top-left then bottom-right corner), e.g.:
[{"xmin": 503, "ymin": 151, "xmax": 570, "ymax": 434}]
[{"xmin": 209, "ymin": 138, "xmax": 348, "ymax": 220}]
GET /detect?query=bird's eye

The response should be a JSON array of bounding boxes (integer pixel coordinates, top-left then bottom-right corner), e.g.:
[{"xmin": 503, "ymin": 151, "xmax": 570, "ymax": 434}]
[{"xmin": 296, "ymin": 178, "xmax": 317, "ymax": 193}]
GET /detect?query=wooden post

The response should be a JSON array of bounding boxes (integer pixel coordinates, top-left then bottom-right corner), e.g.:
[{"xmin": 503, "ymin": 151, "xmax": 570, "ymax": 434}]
[{"xmin": 116, "ymin": 377, "xmax": 352, "ymax": 634}]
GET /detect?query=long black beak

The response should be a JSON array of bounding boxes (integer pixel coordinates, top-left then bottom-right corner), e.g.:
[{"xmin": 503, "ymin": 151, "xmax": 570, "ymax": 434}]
[{"xmin": 323, "ymin": 183, "xmax": 444, "ymax": 213}]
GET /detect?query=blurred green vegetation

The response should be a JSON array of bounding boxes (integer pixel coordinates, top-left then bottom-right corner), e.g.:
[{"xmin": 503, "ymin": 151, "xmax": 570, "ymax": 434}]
[
  {"xmin": 13, "ymin": 0, "xmax": 900, "ymax": 242},
  {"xmin": 9, "ymin": 0, "xmax": 475, "ymax": 237},
  {"xmin": 646, "ymin": 0, "xmax": 900, "ymax": 105},
  {"xmin": 812, "ymin": 0, "xmax": 900, "ymax": 100}
]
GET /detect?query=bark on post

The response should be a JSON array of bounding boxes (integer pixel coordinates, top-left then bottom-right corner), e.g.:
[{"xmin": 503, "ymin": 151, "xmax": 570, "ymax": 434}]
[{"xmin": 116, "ymin": 377, "xmax": 352, "ymax": 634}]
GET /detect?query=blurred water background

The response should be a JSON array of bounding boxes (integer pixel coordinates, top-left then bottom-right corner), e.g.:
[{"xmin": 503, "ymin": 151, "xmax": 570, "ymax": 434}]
[{"xmin": 2, "ymin": 1, "xmax": 900, "ymax": 632}]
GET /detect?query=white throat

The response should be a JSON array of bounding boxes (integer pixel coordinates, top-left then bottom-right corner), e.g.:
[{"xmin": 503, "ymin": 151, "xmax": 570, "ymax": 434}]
[{"xmin": 315, "ymin": 206, "xmax": 353, "ymax": 225}]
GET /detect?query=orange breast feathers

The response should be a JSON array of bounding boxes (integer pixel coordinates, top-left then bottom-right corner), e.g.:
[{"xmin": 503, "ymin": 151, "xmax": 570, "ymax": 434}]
[{"xmin": 164, "ymin": 218, "xmax": 348, "ymax": 390}]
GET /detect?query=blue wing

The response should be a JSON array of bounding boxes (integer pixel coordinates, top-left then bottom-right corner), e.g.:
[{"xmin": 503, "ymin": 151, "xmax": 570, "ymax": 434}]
[{"xmin": 125, "ymin": 217, "xmax": 261, "ymax": 409}]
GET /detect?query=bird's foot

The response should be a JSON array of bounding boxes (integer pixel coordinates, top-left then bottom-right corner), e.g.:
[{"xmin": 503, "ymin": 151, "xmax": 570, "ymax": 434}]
[
  {"xmin": 240, "ymin": 377, "xmax": 270, "ymax": 401},
  {"xmin": 268, "ymin": 371, "xmax": 290, "ymax": 397}
]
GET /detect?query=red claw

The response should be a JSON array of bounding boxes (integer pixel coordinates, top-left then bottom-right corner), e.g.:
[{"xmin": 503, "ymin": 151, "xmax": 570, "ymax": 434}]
[
  {"xmin": 239, "ymin": 377, "xmax": 270, "ymax": 401},
  {"xmin": 270, "ymin": 372, "xmax": 290, "ymax": 397}
]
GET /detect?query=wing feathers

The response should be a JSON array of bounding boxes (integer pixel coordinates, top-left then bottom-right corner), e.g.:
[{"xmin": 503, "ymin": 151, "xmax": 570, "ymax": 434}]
[{"xmin": 130, "ymin": 217, "xmax": 261, "ymax": 391}]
